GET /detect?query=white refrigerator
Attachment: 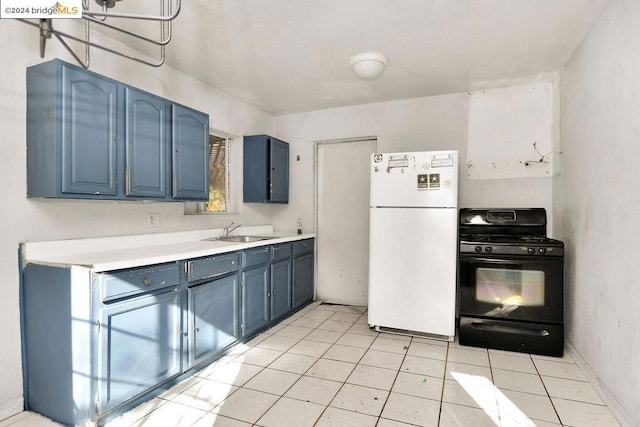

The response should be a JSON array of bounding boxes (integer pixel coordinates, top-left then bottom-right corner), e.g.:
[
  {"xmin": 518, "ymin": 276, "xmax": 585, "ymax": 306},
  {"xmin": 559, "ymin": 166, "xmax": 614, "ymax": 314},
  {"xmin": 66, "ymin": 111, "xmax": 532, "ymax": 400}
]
[{"xmin": 368, "ymin": 150, "xmax": 458, "ymax": 340}]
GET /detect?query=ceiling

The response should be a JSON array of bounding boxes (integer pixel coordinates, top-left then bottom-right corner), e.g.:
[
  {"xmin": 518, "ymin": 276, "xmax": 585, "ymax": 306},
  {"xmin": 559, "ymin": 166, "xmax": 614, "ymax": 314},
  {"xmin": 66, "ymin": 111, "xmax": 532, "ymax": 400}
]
[{"xmin": 90, "ymin": 0, "xmax": 610, "ymax": 115}]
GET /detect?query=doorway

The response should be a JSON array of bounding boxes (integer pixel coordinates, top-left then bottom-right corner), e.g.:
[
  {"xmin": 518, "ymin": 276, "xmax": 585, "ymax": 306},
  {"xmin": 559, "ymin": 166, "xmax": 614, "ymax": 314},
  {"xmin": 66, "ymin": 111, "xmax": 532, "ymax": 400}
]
[{"xmin": 316, "ymin": 138, "xmax": 377, "ymax": 306}]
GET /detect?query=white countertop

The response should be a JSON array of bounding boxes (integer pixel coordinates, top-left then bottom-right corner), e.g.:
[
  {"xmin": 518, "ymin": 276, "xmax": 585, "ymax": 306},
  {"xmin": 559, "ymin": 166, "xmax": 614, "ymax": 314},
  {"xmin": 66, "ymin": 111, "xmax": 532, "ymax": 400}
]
[{"xmin": 21, "ymin": 226, "xmax": 315, "ymax": 272}]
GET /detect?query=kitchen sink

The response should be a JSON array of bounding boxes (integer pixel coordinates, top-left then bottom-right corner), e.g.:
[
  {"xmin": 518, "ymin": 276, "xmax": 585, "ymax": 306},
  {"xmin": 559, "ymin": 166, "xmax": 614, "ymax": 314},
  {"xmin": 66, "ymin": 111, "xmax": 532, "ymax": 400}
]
[{"xmin": 204, "ymin": 235, "xmax": 274, "ymax": 243}]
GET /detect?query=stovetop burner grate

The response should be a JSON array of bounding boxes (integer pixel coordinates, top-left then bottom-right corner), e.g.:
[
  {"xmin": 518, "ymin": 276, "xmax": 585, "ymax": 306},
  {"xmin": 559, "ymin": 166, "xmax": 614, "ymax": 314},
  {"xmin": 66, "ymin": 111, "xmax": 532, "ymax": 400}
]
[
  {"xmin": 458, "ymin": 208, "xmax": 564, "ymax": 256},
  {"xmin": 460, "ymin": 234, "xmax": 563, "ymax": 245}
]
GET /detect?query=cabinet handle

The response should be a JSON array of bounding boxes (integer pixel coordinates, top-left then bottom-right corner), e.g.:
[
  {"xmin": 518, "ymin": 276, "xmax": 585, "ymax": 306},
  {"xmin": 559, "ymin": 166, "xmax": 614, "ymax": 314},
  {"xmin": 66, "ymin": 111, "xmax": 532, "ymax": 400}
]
[
  {"xmin": 142, "ymin": 277, "xmax": 151, "ymax": 286},
  {"xmin": 192, "ymin": 326, "xmax": 200, "ymax": 332},
  {"xmin": 267, "ymin": 292, "xmax": 271, "ymax": 297}
]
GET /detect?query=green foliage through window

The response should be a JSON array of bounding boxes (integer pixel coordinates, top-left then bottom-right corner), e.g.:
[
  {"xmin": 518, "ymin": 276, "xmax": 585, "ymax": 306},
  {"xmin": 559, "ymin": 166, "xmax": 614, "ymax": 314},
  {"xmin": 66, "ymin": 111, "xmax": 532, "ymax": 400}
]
[{"xmin": 205, "ymin": 135, "xmax": 228, "ymax": 212}]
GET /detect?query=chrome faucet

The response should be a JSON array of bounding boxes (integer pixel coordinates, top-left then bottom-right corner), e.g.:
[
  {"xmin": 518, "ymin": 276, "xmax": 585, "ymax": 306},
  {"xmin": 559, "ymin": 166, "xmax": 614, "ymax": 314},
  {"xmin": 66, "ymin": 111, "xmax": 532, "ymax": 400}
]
[{"xmin": 223, "ymin": 221, "xmax": 243, "ymax": 236}]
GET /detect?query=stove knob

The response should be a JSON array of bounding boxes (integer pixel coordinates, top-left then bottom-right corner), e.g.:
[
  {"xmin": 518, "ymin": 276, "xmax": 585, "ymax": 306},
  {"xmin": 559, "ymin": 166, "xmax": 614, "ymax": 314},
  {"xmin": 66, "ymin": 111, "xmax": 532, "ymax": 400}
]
[
  {"xmin": 484, "ymin": 246, "xmax": 493, "ymax": 253},
  {"xmin": 475, "ymin": 246, "xmax": 482, "ymax": 253},
  {"xmin": 527, "ymin": 247, "xmax": 535, "ymax": 255},
  {"xmin": 538, "ymin": 247, "xmax": 547, "ymax": 255}
]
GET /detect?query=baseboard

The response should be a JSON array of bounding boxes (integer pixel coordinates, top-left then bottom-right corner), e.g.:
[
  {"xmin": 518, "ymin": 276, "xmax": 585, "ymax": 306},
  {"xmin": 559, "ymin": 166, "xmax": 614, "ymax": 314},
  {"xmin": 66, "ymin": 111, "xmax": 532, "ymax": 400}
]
[
  {"xmin": 565, "ymin": 342, "xmax": 634, "ymax": 427},
  {"xmin": 0, "ymin": 397, "xmax": 24, "ymax": 422}
]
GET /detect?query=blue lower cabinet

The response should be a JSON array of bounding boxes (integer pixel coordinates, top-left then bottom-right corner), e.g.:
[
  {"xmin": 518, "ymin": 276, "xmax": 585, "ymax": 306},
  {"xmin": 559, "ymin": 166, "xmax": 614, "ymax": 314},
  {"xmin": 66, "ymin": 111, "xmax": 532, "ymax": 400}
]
[
  {"xmin": 293, "ymin": 253, "xmax": 314, "ymax": 308},
  {"xmin": 293, "ymin": 240, "xmax": 315, "ymax": 308},
  {"xmin": 20, "ymin": 240, "xmax": 314, "ymax": 426},
  {"xmin": 98, "ymin": 288, "xmax": 182, "ymax": 412},
  {"xmin": 270, "ymin": 259, "xmax": 292, "ymax": 320},
  {"xmin": 188, "ymin": 274, "xmax": 240, "ymax": 366},
  {"xmin": 241, "ymin": 265, "xmax": 270, "ymax": 337},
  {"xmin": 20, "ymin": 262, "xmax": 183, "ymax": 426}
]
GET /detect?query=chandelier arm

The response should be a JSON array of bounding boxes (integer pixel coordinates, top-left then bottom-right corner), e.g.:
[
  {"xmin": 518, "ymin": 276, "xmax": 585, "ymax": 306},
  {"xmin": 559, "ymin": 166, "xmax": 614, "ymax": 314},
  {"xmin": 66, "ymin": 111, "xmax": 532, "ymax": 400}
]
[
  {"xmin": 90, "ymin": 0, "xmax": 107, "ymax": 21},
  {"xmin": 52, "ymin": 28, "xmax": 166, "ymax": 67},
  {"xmin": 20, "ymin": 18, "xmax": 43, "ymax": 31},
  {"xmin": 18, "ymin": 0, "xmax": 172, "ymax": 69},
  {"xmin": 84, "ymin": 2, "xmax": 91, "ymax": 67},
  {"xmin": 54, "ymin": 33, "xmax": 89, "ymax": 68},
  {"xmin": 83, "ymin": 0, "xmax": 180, "ymax": 22},
  {"xmin": 83, "ymin": 15, "xmax": 172, "ymax": 46}
]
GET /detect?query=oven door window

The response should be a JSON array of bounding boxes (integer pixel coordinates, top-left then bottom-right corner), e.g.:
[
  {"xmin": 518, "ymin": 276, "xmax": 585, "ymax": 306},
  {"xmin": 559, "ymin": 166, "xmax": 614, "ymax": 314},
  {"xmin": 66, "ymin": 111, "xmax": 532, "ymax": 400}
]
[
  {"xmin": 476, "ymin": 268, "xmax": 545, "ymax": 307},
  {"xmin": 459, "ymin": 257, "xmax": 563, "ymax": 323}
]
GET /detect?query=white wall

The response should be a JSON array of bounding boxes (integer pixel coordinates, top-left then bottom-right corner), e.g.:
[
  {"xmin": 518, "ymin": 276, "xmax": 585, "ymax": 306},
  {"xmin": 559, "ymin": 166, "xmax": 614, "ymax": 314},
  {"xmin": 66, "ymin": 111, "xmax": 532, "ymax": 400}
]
[
  {"xmin": 0, "ymin": 20, "xmax": 274, "ymax": 418},
  {"xmin": 559, "ymin": 0, "xmax": 640, "ymax": 424},
  {"xmin": 273, "ymin": 90, "xmax": 556, "ymax": 236}
]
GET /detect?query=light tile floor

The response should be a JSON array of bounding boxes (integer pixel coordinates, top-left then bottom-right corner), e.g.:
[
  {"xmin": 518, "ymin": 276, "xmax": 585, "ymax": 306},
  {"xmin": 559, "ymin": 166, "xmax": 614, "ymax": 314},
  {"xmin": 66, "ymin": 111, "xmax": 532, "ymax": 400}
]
[{"xmin": 1, "ymin": 302, "xmax": 622, "ymax": 427}]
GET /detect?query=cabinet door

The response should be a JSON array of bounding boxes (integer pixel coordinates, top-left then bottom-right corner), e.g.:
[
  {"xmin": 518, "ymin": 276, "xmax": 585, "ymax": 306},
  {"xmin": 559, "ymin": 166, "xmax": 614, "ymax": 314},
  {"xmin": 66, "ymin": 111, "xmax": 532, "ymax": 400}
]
[
  {"xmin": 270, "ymin": 259, "xmax": 292, "ymax": 320},
  {"xmin": 269, "ymin": 138, "xmax": 289, "ymax": 203},
  {"xmin": 293, "ymin": 253, "xmax": 314, "ymax": 308},
  {"xmin": 172, "ymin": 104, "xmax": 209, "ymax": 200},
  {"xmin": 243, "ymin": 135, "xmax": 268, "ymax": 202},
  {"xmin": 61, "ymin": 65, "xmax": 117, "ymax": 195},
  {"xmin": 98, "ymin": 288, "xmax": 181, "ymax": 412},
  {"xmin": 241, "ymin": 266, "xmax": 269, "ymax": 337},
  {"xmin": 125, "ymin": 88, "xmax": 168, "ymax": 198},
  {"xmin": 188, "ymin": 274, "xmax": 239, "ymax": 366}
]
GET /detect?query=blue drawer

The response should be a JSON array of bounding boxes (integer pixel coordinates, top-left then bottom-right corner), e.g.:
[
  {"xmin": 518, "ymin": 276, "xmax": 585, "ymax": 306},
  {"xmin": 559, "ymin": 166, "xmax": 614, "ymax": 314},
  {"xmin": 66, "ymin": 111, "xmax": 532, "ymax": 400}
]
[
  {"xmin": 98, "ymin": 262, "xmax": 180, "ymax": 301},
  {"xmin": 188, "ymin": 252, "xmax": 239, "ymax": 282},
  {"xmin": 293, "ymin": 239, "xmax": 314, "ymax": 256},
  {"xmin": 242, "ymin": 247, "xmax": 270, "ymax": 268},
  {"xmin": 271, "ymin": 243, "xmax": 291, "ymax": 261}
]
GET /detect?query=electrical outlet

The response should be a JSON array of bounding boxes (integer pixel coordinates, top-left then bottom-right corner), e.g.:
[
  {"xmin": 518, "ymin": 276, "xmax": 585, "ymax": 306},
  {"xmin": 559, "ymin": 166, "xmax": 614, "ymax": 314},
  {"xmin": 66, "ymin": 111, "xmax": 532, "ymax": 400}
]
[{"xmin": 147, "ymin": 213, "xmax": 161, "ymax": 228}]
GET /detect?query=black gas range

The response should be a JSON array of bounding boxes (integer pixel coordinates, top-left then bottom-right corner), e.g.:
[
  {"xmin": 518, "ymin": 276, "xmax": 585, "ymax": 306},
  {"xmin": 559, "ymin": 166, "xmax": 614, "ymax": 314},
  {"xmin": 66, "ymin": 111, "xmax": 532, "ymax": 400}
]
[{"xmin": 457, "ymin": 208, "xmax": 565, "ymax": 357}]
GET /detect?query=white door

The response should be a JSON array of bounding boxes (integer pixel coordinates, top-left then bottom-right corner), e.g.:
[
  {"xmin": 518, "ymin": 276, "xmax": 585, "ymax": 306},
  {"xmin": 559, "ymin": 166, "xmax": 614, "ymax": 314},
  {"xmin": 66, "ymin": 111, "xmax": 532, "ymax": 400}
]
[{"xmin": 316, "ymin": 138, "xmax": 377, "ymax": 306}]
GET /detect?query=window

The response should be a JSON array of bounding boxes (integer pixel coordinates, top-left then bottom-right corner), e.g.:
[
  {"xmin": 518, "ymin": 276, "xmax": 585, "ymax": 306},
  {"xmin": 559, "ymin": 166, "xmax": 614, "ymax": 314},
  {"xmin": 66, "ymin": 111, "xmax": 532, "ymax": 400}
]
[{"xmin": 204, "ymin": 134, "xmax": 229, "ymax": 212}]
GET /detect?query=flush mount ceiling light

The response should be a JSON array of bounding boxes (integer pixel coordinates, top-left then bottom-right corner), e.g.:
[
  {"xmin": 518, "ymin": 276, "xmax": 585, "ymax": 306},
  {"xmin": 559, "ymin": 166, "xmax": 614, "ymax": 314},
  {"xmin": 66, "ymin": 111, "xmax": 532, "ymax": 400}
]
[
  {"xmin": 18, "ymin": 0, "xmax": 181, "ymax": 69},
  {"xmin": 348, "ymin": 52, "xmax": 389, "ymax": 81}
]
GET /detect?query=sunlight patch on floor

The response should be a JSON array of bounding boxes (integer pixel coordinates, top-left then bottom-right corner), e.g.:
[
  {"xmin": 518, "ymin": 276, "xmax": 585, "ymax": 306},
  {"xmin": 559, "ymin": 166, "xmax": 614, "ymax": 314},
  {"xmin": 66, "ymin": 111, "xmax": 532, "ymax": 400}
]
[{"xmin": 451, "ymin": 371, "xmax": 535, "ymax": 427}]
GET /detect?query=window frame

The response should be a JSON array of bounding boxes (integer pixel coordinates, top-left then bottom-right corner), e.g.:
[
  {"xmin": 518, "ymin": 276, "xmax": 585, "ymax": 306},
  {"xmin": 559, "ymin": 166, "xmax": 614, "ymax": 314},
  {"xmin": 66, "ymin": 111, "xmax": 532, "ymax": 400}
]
[{"xmin": 198, "ymin": 134, "xmax": 230, "ymax": 214}]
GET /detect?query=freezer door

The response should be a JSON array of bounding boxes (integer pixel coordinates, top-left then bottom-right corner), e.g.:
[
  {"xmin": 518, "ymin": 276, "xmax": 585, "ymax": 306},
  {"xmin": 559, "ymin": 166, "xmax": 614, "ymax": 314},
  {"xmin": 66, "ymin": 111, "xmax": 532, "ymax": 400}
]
[
  {"xmin": 370, "ymin": 151, "xmax": 458, "ymax": 208},
  {"xmin": 367, "ymin": 207, "xmax": 457, "ymax": 338}
]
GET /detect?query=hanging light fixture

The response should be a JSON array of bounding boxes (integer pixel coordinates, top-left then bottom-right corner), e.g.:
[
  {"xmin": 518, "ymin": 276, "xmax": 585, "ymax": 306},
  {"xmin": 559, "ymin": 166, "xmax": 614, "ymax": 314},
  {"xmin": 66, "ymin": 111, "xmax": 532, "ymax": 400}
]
[
  {"xmin": 18, "ymin": 0, "xmax": 181, "ymax": 69},
  {"xmin": 348, "ymin": 52, "xmax": 389, "ymax": 81}
]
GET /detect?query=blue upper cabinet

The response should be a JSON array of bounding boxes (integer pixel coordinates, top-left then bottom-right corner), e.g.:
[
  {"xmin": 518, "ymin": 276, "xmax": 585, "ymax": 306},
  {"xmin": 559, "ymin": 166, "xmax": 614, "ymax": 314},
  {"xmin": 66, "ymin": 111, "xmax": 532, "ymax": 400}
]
[
  {"xmin": 26, "ymin": 59, "xmax": 209, "ymax": 202},
  {"xmin": 172, "ymin": 104, "xmax": 209, "ymax": 200},
  {"xmin": 27, "ymin": 60, "xmax": 119, "ymax": 198},
  {"xmin": 270, "ymin": 138, "xmax": 289, "ymax": 203},
  {"xmin": 125, "ymin": 88, "xmax": 169, "ymax": 198},
  {"xmin": 243, "ymin": 134, "xmax": 289, "ymax": 203},
  {"xmin": 62, "ymin": 66, "xmax": 118, "ymax": 196}
]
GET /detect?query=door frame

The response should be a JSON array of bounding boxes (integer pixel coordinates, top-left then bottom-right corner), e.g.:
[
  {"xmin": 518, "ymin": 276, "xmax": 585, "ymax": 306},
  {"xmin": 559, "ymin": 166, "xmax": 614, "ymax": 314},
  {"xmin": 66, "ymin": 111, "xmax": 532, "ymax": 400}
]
[{"xmin": 313, "ymin": 136, "xmax": 378, "ymax": 304}]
